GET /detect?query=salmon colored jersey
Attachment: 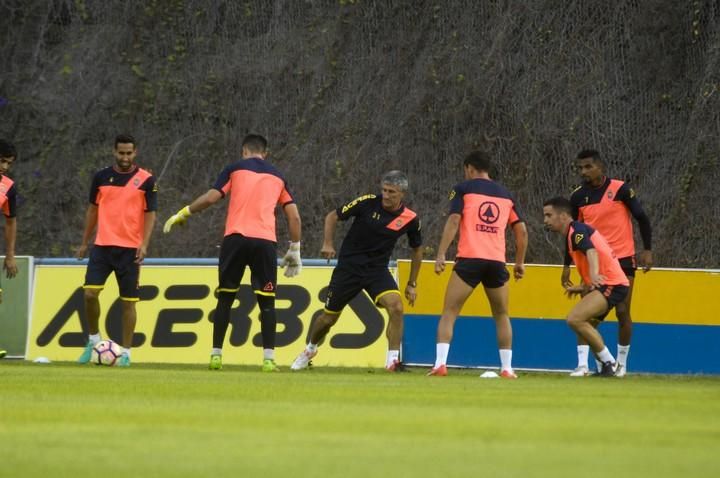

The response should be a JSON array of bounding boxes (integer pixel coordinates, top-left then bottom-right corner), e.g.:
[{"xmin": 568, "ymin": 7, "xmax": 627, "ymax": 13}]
[
  {"xmin": 0, "ymin": 175, "xmax": 17, "ymax": 218},
  {"xmin": 567, "ymin": 221, "xmax": 629, "ymax": 287},
  {"xmin": 570, "ymin": 178, "xmax": 643, "ymax": 258},
  {"xmin": 335, "ymin": 194, "xmax": 422, "ymax": 269},
  {"xmin": 449, "ymin": 178, "xmax": 523, "ymax": 262},
  {"xmin": 90, "ymin": 166, "xmax": 157, "ymax": 248},
  {"xmin": 212, "ymin": 157, "xmax": 294, "ymax": 242}
]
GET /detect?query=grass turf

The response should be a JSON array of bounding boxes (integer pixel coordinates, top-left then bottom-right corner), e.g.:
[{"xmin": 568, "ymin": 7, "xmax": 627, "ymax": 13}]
[{"xmin": 1, "ymin": 361, "xmax": 718, "ymax": 478}]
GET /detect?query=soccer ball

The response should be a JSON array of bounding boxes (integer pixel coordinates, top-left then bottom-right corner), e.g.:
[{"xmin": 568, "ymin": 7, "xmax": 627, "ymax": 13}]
[{"xmin": 91, "ymin": 340, "xmax": 122, "ymax": 366}]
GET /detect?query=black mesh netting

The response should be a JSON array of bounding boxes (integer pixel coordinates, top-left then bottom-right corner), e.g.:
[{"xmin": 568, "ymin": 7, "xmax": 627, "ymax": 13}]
[{"xmin": 1, "ymin": 0, "xmax": 718, "ymax": 266}]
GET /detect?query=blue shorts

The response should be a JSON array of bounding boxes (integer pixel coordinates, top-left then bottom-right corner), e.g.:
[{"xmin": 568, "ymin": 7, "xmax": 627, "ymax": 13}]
[
  {"xmin": 217, "ymin": 234, "xmax": 277, "ymax": 296},
  {"xmin": 595, "ymin": 284, "xmax": 630, "ymax": 321},
  {"xmin": 84, "ymin": 246, "xmax": 140, "ymax": 300},
  {"xmin": 324, "ymin": 265, "xmax": 398, "ymax": 314},
  {"xmin": 453, "ymin": 258, "xmax": 509, "ymax": 289}
]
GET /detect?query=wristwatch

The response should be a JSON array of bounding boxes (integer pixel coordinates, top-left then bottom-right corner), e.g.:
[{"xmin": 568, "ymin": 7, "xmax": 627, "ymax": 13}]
[{"xmin": 407, "ymin": 281, "xmax": 417, "ymax": 287}]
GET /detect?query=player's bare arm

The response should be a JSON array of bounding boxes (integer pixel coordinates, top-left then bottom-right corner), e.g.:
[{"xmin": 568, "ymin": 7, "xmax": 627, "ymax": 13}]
[
  {"xmin": 136, "ymin": 211, "xmax": 156, "ymax": 264},
  {"xmin": 320, "ymin": 210, "xmax": 339, "ymax": 260},
  {"xmin": 639, "ymin": 249, "xmax": 653, "ymax": 272},
  {"xmin": 3, "ymin": 215, "xmax": 17, "ymax": 278},
  {"xmin": 511, "ymin": 221, "xmax": 528, "ymax": 280},
  {"xmin": 405, "ymin": 245, "xmax": 423, "ymax": 306},
  {"xmin": 435, "ymin": 213, "xmax": 460, "ymax": 274},
  {"xmin": 585, "ymin": 248, "xmax": 606, "ymax": 288},
  {"xmin": 76, "ymin": 204, "xmax": 98, "ymax": 259},
  {"xmin": 163, "ymin": 189, "xmax": 222, "ymax": 233},
  {"xmin": 564, "ymin": 284, "xmax": 587, "ymax": 298}
]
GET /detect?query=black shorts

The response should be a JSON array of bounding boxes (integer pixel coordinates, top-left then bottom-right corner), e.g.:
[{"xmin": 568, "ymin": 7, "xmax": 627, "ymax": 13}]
[
  {"xmin": 595, "ymin": 284, "xmax": 630, "ymax": 321},
  {"xmin": 453, "ymin": 258, "xmax": 510, "ymax": 289},
  {"xmin": 217, "ymin": 234, "xmax": 277, "ymax": 296},
  {"xmin": 84, "ymin": 245, "xmax": 140, "ymax": 300},
  {"xmin": 324, "ymin": 265, "xmax": 399, "ymax": 314},
  {"xmin": 618, "ymin": 256, "xmax": 636, "ymax": 279}
]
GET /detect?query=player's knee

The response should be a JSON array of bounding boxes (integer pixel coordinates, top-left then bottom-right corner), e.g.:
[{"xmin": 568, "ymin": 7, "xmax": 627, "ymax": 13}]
[
  {"xmin": 83, "ymin": 288, "xmax": 100, "ymax": 301},
  {"xmin": 384, "ymin": 300, "xmax": 404, "ymax": 318},
  {"xmin": 566, "ymin": 314, "xmax": 583, "ymax": 330}
]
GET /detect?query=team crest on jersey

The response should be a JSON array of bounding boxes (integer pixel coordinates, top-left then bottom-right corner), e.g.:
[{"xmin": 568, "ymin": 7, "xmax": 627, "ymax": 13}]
[
  {"xmin": 0, "ymin": 184, "xmax": 6, "ymax": 194},
  {"xmin": 133, "ymin": 178, "xmax": 140, "ymax": 186},
  {"xmin": 448, "ymin": 189, "xmax": 456, "ymax": 200},
  {"xmin": 574, "ymin": 233, "xmax": 584, "ymax": 245},
  {"xmin": 478, "ymin": 201, "xmax": 500, "ymax": 224},
  {"xmin": 607, "ymin": 191, "xmax": 614, "ymax": 199},
  {"xmin": 109, "ymin": 177, "xmax": 114, "ymax": 183},
  {"xmin": 395, "ymin": 219, "xmax": 403, "ymax": 228},
  {"xmin": 263, "ymin": 282, "xmax": 274, "ymax": 292}
]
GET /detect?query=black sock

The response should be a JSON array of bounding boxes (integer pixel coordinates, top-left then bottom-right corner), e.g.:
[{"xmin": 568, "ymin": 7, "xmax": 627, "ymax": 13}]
[
  {"xmin": 212, "ymin": 292, "xmax": 235, "ymax": 349},
  {"xmin": 257, "ymin": 295, "xmax": 276, "ymax": 350}
]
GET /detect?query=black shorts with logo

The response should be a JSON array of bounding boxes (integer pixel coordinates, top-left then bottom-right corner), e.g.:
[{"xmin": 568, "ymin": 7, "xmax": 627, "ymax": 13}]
[
  {"xmin": 324, "ymin": 264, "xmax": 399, "ymax": 313},
  {"xmin": 453, "ymin": 258, "xmax": 510, "ymax": 289},
  {"xmin": 84, "ymin": 245, "xmax": 140, "ymax": 300},
  {"xmin": 595, "ymin": 284, "xmax": 630, "ymax": 321},
  {"xmin": 217, "ymin": 234, "xmax": 277, "ymax": 296},
  {"xmin": 618, "ymin": 256, "xmax": 636, "ymax": 279}
]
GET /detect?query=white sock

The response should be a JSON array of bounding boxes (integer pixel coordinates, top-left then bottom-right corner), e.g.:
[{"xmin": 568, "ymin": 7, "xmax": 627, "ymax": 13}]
[
  {"xmin": 211, "ymin": 347, "xmax": 222, "ymax": 356},
  {"xmin": 263, "ymin": 348, "xmax": 274, "ymax": 360},
  {"xmin": 89, "ymin": 333, "xmax": 101, "ymax": 344},
  {"xmin": 386, "ymin": 350, "xmax": 400, "ymax": 367},
  {"xmin": 499, "ymin": 349, "xmax": 513, "ymax": 371},
  {"xmin": 595, "ymin": 359, "xmax": 603, "ymax": 372},
  {"xmin": 122, "ymin": 347, "xmax": 131, "ymax": 358},
  {"xmin": 597, "ymin": 346, "xmax": 615, "ymax": 364},
  {"xmin": 577, "ymin": 345, "xmax": 590, "ymax": 368},
  {"xmin": 307, "ymin": 343, "xmax": 318, "ymax": 353},
  {"xmin": 435, "ymin": 343, "xmax": 450, "ymax": 367},
  {"xmin": 617, "ymin": 345, "xmax": 630, "ymax": 368}
]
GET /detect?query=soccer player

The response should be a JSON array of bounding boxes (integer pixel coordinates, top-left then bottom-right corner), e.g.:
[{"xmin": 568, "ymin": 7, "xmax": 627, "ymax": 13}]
[
  {"xmin": 290, "ymin": 170, "xmax": 422, "ymax": 372},
  {"xmin": 563, "ymin": 149, "xmax": 652, "ymax": 377},
  {"xmin": 0, "ymin": 139, "xmax": 19, "ymax": 359},
  {"xmin": 164, "ymin": 134, "xmax": 301, "ymax": 372},
  {"xmin": 544, "ymin": 196, "xmax": 628, "ymax": 377},
  {"xmin": 428, "ymin": 151, "xmax": 527, "ymax": 378},
  {"xmin": 76, "ymin": 134, "xmax": 157, "ymax": 367}
]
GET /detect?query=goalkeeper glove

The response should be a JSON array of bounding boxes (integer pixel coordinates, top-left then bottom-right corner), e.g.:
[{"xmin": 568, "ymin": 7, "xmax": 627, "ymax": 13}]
[
  {"xmin": 163, "ymin": 206, "xmax": 192, "ymax": 233},
  {"xmin": 281, "ymin": 241, "xmax": 302, "ymax": 278}
]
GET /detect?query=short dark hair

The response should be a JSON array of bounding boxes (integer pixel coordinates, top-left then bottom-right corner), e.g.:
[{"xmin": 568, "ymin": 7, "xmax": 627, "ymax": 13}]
[
  {"xmin": 242, "ymin": 134, "xmax": 268, "ymax": 153},
  {"xmin": 115, "ymin": 134, "xmax": 137, "ymax": 149},
  {"xmin": 0, "ymin": 139, "xmax": 17, "ymax": 158},
  {"xmin": 543, "ymin": 196, "xmax": 572, "ymax": 215},
  {"xmin": 576, "ymin": 149, "xmax": 605, "ymax": 168},
  {"xmin": 463, "ymin": 150, "xmax": 491, "ymax": 172}
]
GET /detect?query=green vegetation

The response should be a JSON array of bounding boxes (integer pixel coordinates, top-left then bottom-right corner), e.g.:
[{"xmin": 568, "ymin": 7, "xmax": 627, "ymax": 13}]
[{"xmin": 1, "ymin": 361, "xmax": 718, "ymax": 477}]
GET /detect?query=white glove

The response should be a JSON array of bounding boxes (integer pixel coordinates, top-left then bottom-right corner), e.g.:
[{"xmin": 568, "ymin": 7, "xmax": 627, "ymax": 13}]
[
  {"xmin": 163, "ymin": 206, "xmax": 192, "ymax": 233},
  {"xmin": 281, "ymin": 241, "xmax": 302, "ymax": 278}
]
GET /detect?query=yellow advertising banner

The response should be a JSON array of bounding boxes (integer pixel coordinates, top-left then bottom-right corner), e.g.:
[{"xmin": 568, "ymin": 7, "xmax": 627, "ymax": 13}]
[
  {"xmin": 397, "ymin": 260, "xmax": 720, "ymax": 326},
  {"xmin": 29, "ymin": 266, "xmax": 393, "ymax": 366}
]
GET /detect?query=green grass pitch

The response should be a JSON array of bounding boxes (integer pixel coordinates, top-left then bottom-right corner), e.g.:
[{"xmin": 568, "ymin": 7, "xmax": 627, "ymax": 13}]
[{"xmin": 1, "ymin": 361, "xmax": 718, "ymax": 478}]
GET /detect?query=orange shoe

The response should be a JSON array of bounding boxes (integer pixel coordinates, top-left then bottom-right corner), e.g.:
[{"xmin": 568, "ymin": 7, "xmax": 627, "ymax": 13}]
[
  {"xmin": 500, "ymin": 369, "xmax": 517, "ymax": 379},
  {"xmin": 386, "ymin": 360, "xmax": 409, "ymax": 372},
  {"xmin": 427, "ymin": 364, "xmax": 448, "ymax": 376}
]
